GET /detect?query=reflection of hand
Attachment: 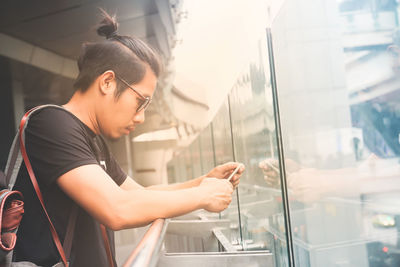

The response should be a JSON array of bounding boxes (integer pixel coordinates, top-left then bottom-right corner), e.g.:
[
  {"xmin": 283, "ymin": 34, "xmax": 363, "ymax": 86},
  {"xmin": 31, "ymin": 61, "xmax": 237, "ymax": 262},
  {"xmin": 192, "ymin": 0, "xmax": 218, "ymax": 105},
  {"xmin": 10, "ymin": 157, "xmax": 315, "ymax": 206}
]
[
  {"xmin": 259, "ymin": 159, "xmax": 280, "ymax": 187},
  {"xmin": 287, "ymin": 168, "xmax": 328, "ymax": 203},
  {"xmin": 198, "ymin": 178, "xmax": 234, "ymax": 212},
  {"xmin": 206, "ymin": 162, "xmax": 245, "ymax": 189},
  {"xmin": 258, "ymin": 158, "xmax": 301, "ymax": 187}
]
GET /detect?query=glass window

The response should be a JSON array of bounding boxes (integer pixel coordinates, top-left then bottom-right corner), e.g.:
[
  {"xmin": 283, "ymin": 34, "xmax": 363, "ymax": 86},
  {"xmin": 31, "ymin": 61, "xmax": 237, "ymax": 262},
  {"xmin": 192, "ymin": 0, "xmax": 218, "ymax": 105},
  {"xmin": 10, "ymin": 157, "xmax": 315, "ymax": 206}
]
[
  {"xmin": 167, "ymin": 157, "xmax": 178, "ymax": 184},
  {"xmin": 210, "ymin": 100, "xmax": 244, "ymax": 249},
  {"xmin": 198, "ymin": 124, "xmax": 216, "ymax": 173},
  {"xmin": 190, "ymin": 138, "xmax": 202, "ymax": 178},
  {"xmin": 211, "ymin": 100, "xmax": 234, "ymax": 166},
  {"xmin": 228, "ymin": 31, "xmax": 289, "ymax": 266},
  {"xmin": 173, "ymin": 151, "xmax": 188, "ymax": 183},
  {"xmin": 271, "ymin": 0, "xmax": 400, "ymax": 266},
  {"xmin": 164, "ymin": 3, "xmax": 292, "ymax": 264},
  {"xmin": 183, "ymin": 149, "xmax": 193, "ymax": 181}
]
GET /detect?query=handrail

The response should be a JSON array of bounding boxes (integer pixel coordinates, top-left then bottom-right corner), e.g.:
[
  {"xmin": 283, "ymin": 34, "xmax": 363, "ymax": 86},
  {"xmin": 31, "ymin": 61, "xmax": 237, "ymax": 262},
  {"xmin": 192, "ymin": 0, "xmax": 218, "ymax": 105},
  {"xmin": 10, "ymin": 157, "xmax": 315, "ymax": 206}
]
[{"xmin": 123, "ymin": 219, "xmax": 168, "ymax": 267}]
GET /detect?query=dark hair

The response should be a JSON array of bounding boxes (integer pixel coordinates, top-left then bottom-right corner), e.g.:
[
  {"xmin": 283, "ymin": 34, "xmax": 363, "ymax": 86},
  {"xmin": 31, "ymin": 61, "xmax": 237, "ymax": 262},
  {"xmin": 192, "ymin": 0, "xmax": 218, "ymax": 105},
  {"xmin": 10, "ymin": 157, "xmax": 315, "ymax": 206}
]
[{"xmin": 73, "ymin": 9, "xmax": 162, "ymax": 96}]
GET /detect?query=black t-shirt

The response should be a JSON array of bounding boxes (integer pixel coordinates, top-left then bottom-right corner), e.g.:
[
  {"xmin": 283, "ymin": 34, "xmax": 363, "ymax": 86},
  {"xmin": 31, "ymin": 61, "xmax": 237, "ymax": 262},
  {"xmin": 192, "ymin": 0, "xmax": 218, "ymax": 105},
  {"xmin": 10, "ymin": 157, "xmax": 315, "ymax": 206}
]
[{"xmin": 13, "ymin": 106, "xmax": 127, "ymax": 267}]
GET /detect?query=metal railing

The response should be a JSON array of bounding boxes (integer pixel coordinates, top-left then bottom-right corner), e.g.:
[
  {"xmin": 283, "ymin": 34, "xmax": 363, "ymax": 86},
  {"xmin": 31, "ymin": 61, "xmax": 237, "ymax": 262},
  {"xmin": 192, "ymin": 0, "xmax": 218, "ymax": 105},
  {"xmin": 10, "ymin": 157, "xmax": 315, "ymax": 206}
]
[{"xmin": 123, "ymin": 219, "xmax": 168, "ymax": 267}]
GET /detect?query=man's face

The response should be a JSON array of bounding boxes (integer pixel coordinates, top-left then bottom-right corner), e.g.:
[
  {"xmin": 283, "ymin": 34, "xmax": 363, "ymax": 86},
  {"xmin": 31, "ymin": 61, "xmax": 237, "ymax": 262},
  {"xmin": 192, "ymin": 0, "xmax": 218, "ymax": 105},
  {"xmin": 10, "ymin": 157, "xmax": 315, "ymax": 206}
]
[{"xmin": 100, "ymin": 67, "xmax": 157, "ymax": 139}]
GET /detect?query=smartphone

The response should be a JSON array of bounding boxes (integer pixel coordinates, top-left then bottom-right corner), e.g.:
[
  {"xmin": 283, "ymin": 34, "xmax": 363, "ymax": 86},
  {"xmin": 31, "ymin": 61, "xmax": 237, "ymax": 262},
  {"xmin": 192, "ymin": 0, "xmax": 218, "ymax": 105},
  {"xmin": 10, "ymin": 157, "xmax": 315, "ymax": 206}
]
[
  {"xmin": 263, "ymin": 160, "xmax": 280, "ymax": 174},
  {"xmin": 262, "ymin": 160, "xmax": 281, "ymax": 189},
  {"xmin": 227, "ymin": 164, "xmax": 242, "ymax": 182}
]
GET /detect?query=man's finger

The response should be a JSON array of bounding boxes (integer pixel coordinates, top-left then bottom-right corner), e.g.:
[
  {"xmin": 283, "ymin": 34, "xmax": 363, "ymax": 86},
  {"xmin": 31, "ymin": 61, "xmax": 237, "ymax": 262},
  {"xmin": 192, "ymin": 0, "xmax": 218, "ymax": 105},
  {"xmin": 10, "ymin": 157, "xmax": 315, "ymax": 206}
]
[{"xmin": 263, "ymin": 170, "xmax": 278, "ymax": 177}]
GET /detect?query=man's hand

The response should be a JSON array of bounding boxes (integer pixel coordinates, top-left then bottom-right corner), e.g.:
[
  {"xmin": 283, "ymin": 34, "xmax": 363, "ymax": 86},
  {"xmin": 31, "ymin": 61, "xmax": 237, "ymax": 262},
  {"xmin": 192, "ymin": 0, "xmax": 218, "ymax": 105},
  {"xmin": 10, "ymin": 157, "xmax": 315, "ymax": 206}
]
[
  {"xmin": 205, "ymin": 162, "xmax": 245, "ymax": 189},
  {"xmin": 198, "ymin": 178, "xmax": 234, "ymax": 212}
]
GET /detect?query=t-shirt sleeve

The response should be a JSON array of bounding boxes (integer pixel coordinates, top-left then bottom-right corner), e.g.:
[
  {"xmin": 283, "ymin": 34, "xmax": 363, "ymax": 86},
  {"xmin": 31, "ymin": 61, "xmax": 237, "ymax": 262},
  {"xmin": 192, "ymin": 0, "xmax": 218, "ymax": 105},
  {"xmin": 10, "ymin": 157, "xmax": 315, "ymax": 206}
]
[
  {"xmin": 106, "ymin": 153, "xmax": 127, "ymax": 186},
  {"xmin": 25, "ymin": 108, "xmax": 99, "ymax": 186}
]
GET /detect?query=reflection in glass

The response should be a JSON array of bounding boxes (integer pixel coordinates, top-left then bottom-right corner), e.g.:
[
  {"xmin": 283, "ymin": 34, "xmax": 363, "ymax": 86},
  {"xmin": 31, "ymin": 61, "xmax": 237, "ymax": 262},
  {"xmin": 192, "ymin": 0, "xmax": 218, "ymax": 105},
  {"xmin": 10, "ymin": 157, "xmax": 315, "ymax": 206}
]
[
  {"xmin": 229, "ymin": 32, "xmax": 288, "ymax": 267},
  {"xmin": 271, "ymin": 0, "xmax": 400, "ymax": 266},
  {"xmin": 212, "ymin": 100, "xmax": 234, "ymax": 166},
  {"xmin": 210, "ymin": 100, "xmax": 244, "ymax": 248},
  {"xmin": 165, "ymin": 26, "xmax": 291, "ymax": 266},
  {"xmin": 198, "ymin": 124, "xmax": 216, "ymax": 173},
  {"xmin": 190, "ymin": 139, "xmax": 202, "ymax": 178}
]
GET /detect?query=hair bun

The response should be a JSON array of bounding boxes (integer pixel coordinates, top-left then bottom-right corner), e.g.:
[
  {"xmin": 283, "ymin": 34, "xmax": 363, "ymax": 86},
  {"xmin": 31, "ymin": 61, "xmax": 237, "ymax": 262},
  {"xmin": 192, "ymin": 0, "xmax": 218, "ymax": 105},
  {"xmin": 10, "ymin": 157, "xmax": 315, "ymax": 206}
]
[{"xmin": 97, "ymin": 8, "xmax": 119, "ymax": 39}]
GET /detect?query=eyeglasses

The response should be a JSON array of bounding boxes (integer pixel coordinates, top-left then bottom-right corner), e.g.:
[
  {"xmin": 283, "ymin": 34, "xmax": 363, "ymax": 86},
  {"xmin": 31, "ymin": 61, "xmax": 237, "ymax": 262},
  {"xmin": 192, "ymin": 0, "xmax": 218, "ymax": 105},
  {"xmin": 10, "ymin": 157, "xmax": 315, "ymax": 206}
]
[{"xmin": 115, "ymin": 75, "xmax": 152, "ymax": 113}]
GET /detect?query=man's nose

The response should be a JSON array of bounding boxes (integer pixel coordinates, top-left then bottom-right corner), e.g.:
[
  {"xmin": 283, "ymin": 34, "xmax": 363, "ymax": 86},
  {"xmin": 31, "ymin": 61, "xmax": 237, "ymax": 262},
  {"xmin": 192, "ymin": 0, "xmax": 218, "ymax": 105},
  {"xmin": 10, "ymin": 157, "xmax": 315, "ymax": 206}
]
[{"xmin": 133, "ymin": 109, "xmax": 145, "ymax": 124}]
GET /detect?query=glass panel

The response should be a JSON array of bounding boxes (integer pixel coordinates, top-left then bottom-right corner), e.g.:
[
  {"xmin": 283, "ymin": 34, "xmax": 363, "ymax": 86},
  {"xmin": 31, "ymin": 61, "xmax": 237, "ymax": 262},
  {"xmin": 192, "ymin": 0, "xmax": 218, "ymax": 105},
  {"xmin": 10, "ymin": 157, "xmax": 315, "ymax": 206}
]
[
  {"xmin": 272, "ymin": 0, "xmax": 400, "ymax": 266},
  {"xmin": 190, "ymin": 138, "xmax": 202, "ymax": 178},
  {"xmin": 166, "ymin": 157, "xmax": 177, "ymax": 184},
  {"xmin": 228, "ymin": 31, "xmax": 289, "ymax": 267},
  {"xmin": 167, "ymin": 126, "xmax": 215, "ymax": 183},
  {"xmin": 172, "ymin": 151, "xmax": 188, "ymax": 184},
  {"xmin": 183, "ymin": 149, "xmax": 193, "ymax": 181},
  {"xmin": 164, "ymin": 0, "xmax": 292, "ymax": 263},
  {"xmin": 208, "ymin": 100, "xmax": 247, "ymax": 248},
  {"xmin": 199, "ymin": 125, "xmax": 216, "ymax": 173},
  {"xmin": 211, "ymin": 100, "xmax": 234, "ymax": 166}
]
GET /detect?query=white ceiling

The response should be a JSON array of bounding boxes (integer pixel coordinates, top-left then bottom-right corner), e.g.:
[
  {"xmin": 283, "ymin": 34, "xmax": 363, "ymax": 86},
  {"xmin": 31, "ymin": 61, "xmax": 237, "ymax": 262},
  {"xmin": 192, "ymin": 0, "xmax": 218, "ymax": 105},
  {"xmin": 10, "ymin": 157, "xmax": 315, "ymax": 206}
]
[
  {"xmin": 0, "ymin": 0, "xmax": 181, "ymax": 136},
  {"xmin": 0, "ymin": 0, "xmax": 162, "ymax": 59}
]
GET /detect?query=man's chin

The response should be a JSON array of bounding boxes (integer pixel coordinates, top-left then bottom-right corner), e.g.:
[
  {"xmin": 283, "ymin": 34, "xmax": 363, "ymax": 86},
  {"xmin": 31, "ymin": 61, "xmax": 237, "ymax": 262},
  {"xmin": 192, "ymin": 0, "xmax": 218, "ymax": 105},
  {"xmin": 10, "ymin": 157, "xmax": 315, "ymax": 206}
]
[
  {"xmin": 102, "ymin": 128, "xmax": 132, "ymax": 140},
  {"xmin": 103, "ymin": 132, "xmax": 125, "ymax": 141}
]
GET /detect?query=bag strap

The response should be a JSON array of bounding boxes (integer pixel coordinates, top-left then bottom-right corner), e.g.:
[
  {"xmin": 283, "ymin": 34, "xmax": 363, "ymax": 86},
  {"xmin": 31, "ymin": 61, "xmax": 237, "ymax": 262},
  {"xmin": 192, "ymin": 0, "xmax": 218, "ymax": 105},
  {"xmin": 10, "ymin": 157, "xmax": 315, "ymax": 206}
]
[
  {"xmin": 2, "ymin": 105, "xmax": 79, "ymax": 266},
  {"xmin": 15, "ymin": 104, "xmax": 113, "ymax": 267},
  {"xmin": 7, "ymin": 105, "xmax": 79, "ymax": 261},
  {"xmin": 63, "ymin": 205, "xmax": 78, "ymax": 259},
  {"xmin": 5, "ymin": 104, "xmax": 63, "ymax": 191},
  {"xmin": 100, "ymin": 225, "xmax": 115, "ymax": 267},
  {"xmin": 19, "ymin": 105, "xmax": 69, "ymax": 266}
]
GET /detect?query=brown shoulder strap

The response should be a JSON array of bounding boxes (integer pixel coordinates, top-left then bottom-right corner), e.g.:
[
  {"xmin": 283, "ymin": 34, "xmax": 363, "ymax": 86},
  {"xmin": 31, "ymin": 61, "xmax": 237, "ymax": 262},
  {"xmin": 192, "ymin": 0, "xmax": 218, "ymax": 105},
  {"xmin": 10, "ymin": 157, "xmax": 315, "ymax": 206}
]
[
  {"xmin": 21, "ymin": 105, "xmax": 114, "ymax": 267},
  {"xmin": 63, "ymin": 205, "xmax": 79, "ymax": 259},
  {"xmin": 19, "ymin": 107, "xmax": 68, "ymax": 266},
  {"xmin": 100, "ymin": 224, "xmax": 115, "ymax": 267},
  {"xmin": 19, "ymin": 105, "xmax": 114, "ymax": 267}
]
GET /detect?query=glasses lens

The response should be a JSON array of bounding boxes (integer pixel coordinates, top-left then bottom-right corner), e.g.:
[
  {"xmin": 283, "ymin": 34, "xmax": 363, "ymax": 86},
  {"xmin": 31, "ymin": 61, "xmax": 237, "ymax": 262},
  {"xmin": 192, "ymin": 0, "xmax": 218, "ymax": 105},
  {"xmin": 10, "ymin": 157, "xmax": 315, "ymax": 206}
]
[{"xmin": 137, "ymin": 97, "xmax": 151, "ymax": 112}]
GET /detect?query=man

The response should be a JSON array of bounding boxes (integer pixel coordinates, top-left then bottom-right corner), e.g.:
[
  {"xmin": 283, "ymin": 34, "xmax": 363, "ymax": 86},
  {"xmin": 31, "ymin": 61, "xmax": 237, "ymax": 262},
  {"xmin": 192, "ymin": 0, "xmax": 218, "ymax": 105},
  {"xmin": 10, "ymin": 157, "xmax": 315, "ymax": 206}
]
[{"xmin": 13, "ymin": 11, "xmax": 243, "ymax": 267}]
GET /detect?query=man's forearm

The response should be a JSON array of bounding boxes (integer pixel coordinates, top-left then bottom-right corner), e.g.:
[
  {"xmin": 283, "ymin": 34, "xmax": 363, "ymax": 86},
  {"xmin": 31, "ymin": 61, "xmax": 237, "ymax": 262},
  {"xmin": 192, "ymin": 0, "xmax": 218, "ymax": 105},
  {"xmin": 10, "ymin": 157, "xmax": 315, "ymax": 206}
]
[
  {"xmin": 146, "ymin": 175, "xmax": 205, "ymax": 191},
  {"xmin": 114, "ymin": 186, "xmax": 204, "ymax": 229}
]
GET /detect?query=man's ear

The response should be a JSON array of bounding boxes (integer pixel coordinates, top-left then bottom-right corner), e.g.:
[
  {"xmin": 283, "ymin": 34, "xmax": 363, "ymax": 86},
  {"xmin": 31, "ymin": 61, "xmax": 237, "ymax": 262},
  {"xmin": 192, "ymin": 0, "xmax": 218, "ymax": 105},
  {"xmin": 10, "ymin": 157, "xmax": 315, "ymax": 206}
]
[{"xmin": 99, "ymin": 70, "xmax": 116, "ymax": 95}]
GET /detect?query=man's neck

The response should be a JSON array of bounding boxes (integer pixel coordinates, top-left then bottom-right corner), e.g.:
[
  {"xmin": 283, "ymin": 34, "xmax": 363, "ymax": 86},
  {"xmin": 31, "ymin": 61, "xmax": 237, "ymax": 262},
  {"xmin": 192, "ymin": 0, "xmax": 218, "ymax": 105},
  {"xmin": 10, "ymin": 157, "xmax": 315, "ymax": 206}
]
[{"xmin": 63, "ymin": 91, "xmax": 100, "ymax": 135}]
